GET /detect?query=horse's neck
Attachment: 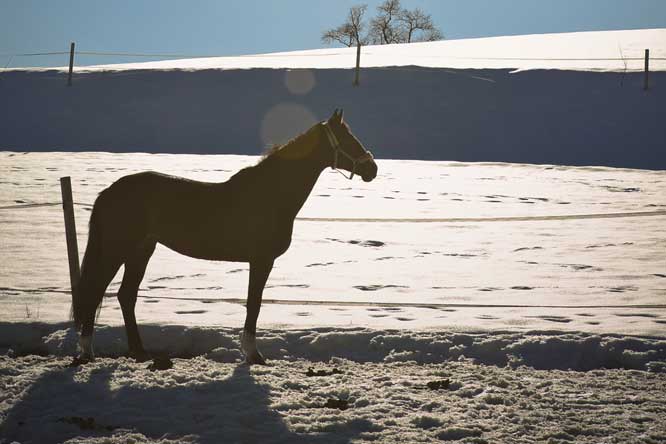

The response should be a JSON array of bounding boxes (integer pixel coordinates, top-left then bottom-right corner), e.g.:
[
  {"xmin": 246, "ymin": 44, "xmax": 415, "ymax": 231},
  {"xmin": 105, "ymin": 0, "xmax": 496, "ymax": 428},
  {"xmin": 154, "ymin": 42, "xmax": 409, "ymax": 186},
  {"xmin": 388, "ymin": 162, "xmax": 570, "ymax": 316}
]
[{"xmin": 267, "ymin": 128, "xmax": 328, "ymax": 219}]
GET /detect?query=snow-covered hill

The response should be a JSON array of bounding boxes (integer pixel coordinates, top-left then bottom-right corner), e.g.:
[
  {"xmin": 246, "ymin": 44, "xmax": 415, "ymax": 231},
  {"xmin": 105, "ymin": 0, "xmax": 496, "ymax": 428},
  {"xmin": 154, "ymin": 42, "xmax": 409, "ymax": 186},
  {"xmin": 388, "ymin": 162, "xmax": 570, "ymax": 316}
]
[
  {"xmin": 1, "ymin": 29, "xmax": 664, "ymax": 168},
  {"xmin": 8, "ymin": 28, "xmax": 666, "ymax": 73}
]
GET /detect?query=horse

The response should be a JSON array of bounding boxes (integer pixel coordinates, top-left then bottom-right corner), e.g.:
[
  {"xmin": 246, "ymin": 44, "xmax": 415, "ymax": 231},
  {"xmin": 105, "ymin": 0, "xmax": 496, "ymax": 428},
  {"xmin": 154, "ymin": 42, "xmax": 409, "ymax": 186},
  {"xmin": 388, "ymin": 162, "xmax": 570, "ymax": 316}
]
[{"xmin": 71, "ymin": 109, "xmax": 378, "ymax": 365}]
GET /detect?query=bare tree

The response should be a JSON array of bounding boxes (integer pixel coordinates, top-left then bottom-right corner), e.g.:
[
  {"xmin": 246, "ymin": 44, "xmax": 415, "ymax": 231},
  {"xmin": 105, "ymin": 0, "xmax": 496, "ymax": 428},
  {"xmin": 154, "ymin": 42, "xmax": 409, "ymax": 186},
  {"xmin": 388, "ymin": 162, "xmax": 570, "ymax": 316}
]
[
  {"xmin": 321, "ymin": 4, "xmax": 368, "ymax": 47},
  {"xmin": 369, "ymin": 0, "xmax": 403, "ymax": 44},
  {"xmin": 398, "ymin": 7, "xmax": 443, "ymax": 43},
  {"xmin": 322, "ymin": 1, "xmax": 443, "ymax": 47}
]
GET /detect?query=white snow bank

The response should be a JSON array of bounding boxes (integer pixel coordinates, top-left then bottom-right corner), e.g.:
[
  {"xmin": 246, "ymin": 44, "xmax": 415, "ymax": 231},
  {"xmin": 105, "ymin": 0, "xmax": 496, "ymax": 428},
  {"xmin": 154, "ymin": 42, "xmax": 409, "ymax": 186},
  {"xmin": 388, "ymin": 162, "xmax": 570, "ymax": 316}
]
[
  {"xmin": 5, "ymin": 28, "xmax": 666, "ymax": 73},
  {"xmin": 2, "ymin": 355, "xmax": 665, "ymax": 444},
  {"xmin": 2, "ymin": 322, "xmax": 665, "ymax": 372}
]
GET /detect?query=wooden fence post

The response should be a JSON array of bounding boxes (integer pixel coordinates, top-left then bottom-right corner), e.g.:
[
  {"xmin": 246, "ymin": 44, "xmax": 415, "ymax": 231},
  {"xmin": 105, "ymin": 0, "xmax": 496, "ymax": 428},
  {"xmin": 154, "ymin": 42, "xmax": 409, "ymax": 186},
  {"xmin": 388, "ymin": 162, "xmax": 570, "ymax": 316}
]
[
  {"xmin": 60, "ymin": 177, "xmax": 80, "ymax": 304},
  {"xmin": 643, "ymin": 49, "xmax": 650, "ymax": 91},
  {"xmin": 67, "ymin": 42, "xmax": 75, "ymax": 87},
  {"xmin": 353, "ymin": 43, "xmax": 361, "ymax": 86}
]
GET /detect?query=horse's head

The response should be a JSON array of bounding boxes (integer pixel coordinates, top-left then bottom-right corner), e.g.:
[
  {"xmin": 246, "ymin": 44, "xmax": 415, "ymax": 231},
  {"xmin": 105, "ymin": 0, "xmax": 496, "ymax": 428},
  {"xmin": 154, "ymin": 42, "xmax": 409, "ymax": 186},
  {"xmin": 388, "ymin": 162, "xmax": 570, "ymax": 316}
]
[{"xmin": 322, "ymin": 109, "xmax": 378, "ymax": 182}]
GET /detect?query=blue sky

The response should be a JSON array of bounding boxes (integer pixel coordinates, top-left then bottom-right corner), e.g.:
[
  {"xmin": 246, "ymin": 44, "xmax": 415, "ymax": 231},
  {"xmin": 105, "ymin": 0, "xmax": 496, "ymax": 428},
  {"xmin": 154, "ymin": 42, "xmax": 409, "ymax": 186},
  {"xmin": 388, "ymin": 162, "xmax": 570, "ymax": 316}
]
[{"xmin": 2, "ymin": 0, "xmax": 665, "ymax": 68}]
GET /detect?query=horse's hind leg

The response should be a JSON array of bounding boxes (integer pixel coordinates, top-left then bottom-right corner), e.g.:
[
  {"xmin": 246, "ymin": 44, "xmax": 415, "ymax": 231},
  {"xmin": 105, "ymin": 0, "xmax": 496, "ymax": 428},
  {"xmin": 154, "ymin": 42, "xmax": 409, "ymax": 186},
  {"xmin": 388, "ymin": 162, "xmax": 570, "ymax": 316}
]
[
  {"xmin": 78, "ymin": 254, "xmax": 122, "ymax": 361},
  {"xmin": 118, "ymin": 240, "xmax": 156, "ymax": 361}
]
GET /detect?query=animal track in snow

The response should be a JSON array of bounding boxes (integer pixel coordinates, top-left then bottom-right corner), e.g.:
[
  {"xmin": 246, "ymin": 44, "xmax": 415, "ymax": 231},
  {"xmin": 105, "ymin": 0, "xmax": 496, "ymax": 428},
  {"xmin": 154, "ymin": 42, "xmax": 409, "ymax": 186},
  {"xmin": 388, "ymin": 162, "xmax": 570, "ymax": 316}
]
[
  {"xmin": 266, "ymin": 284, "xmax": 310, "ymax": 289},
  {"xmin": 306, "ymin": 262, "xmax": 335, "ymax": 268},
  {"xmin": 525, "ymin": 315, "xmax": 572, "ymax": 323},
  {"xmin": 327, "ymin": 238, "xmax": 386, "ymax": 248},
  {"xmin": 614, "ymin": 313, "xmax": 658, "ymax": 318},
  {"xmin": 354, "ymin": 285, "xmax": 409, "ymax": 292}
]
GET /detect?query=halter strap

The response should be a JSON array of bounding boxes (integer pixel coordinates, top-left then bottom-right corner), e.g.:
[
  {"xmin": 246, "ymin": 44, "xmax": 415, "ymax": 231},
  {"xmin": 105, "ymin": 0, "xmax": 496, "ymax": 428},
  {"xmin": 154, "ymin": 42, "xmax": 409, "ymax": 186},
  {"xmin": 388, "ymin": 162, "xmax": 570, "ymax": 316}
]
[{"xmin": 322, "ymin": 122, "xmax": 373, "ymax": 180}]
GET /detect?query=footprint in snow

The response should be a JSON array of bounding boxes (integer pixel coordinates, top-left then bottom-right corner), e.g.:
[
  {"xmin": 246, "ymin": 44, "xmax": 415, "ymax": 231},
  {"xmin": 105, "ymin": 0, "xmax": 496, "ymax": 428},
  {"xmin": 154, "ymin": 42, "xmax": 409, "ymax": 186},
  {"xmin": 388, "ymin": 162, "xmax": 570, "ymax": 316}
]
[
  {"xmin": 525, "ymin": 315, "xmax": 572, "ymax": 323},
  {"xmin": 354, "ymin": 284, "xmax": 408, "ymax": 291},
  {"xmin": 306, "ymin": 262, "xmax": 335, "ymax": 267},
  {"xmin": 266, "ymin": 284, "xmax": 309, "ymax": 289},
  {"xmin": 614, "ymin": 313, "xmax": 658, "ymax": 318}
]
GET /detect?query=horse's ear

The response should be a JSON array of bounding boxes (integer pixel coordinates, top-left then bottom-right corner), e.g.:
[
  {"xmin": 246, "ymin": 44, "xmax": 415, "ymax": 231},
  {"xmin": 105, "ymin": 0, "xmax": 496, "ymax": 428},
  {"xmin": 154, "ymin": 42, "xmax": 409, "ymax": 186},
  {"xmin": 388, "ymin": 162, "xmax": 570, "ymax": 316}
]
[{"xmin": 329, "ymin": 109, "xmax": 343, "ymax": 124}]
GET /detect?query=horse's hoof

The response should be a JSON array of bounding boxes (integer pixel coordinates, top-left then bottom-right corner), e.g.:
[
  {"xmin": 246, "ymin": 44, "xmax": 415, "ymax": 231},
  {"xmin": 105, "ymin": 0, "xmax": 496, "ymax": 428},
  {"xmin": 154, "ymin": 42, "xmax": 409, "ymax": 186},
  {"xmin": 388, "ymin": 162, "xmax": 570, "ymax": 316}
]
[
  {"xmin": 69, "ymin": 355, "xmax": 93, "ymax": 367},
  {"xmin": 244, "ymin": 351, "xmax": 267, "ymax": 366},
  {"xmin": 129, "ymin": 350, "xmax": 151, "ymax": 362},
  {"xmin": 147, "ymin": 356, "xmax": 173, "ymax": 371}
]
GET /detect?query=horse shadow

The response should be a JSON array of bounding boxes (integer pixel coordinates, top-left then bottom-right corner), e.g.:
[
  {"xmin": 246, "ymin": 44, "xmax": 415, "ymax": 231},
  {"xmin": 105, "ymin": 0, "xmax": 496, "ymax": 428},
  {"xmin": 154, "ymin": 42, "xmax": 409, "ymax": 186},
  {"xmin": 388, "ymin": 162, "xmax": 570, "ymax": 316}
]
[{"xmin": 1, "ymin": 361, "xmax": 371, "ymax": 444}]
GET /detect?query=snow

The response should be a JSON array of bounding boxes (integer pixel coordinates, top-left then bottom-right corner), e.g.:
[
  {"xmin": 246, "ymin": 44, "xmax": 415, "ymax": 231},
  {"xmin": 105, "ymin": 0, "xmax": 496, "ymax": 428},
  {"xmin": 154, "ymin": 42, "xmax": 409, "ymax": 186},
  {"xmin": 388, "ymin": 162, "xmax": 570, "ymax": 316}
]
[
  {"xmin": 1, "ymin": 352, "xmax": 665, "ymax": 443},
  {"xmin": 5, "ymin": 29, "xmax": 666, "ymax": 73},
  {"xmin": 1, "ymin": 152, "xmax": 665, "ymax": 336},
  {"xmin": 1, "ymin": 151, "xmax": 665, "ymax": 442},
  {"xmin": 1, "ymin": 155, "xmax": 665, "ymax": 443},
  {"xmin": 3, "ymin": 323, "xmax": 665, "ymax": 372},
  {"xmin": 3, "ymin": 32, "xmax": 665, "ymax": 168}
]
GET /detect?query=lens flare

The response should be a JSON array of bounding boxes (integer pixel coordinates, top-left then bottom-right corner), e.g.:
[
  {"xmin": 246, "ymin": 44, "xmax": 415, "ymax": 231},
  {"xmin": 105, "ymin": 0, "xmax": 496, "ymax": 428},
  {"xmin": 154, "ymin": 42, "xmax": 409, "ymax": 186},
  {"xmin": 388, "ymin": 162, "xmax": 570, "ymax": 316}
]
[
  {"xmin": 260, "ymin": 103, "xmax": 317, "ymax": 148},
  {"xmin": 284, "ymin": 69, "xmax": 315, "ymax": 95}
]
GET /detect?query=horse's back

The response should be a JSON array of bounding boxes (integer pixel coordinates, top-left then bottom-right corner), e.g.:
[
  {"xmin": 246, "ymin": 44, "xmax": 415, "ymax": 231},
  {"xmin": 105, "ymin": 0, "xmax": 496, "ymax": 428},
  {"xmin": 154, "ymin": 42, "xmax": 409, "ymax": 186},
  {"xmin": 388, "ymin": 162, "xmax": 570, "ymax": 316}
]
[{"xmin": 92, "ymin": 171, "xmax": 265, "ymax": 261}]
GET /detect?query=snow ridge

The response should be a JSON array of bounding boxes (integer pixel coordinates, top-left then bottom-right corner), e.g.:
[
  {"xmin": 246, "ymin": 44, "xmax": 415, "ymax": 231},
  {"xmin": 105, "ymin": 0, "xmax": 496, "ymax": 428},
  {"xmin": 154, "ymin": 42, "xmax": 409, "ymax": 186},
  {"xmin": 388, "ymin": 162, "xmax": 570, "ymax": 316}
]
[{"xmin": 2, "ymin": 322, "xmax": 665, "ymax": 372}]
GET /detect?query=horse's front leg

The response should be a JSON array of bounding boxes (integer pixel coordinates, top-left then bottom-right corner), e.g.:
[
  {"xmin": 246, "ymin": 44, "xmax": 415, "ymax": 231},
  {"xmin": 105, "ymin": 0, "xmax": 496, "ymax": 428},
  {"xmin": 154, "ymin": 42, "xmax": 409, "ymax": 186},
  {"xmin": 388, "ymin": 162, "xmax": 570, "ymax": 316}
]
[{"xmin": 241, "ymin": 258, "xmax": 274, "ymax": 365}]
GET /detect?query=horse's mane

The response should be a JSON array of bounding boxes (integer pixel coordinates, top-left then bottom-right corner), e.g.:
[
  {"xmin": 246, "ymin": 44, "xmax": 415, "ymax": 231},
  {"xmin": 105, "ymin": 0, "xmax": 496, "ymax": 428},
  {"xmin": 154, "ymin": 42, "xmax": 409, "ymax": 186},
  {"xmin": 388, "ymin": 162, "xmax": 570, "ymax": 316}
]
[
  {"xmin": 261, "ymin": 144, "xmax": 283, "ymax": 160},
  {"xmin": 258, "ymin": 122, "xmax": 321, "ymax": 164}
]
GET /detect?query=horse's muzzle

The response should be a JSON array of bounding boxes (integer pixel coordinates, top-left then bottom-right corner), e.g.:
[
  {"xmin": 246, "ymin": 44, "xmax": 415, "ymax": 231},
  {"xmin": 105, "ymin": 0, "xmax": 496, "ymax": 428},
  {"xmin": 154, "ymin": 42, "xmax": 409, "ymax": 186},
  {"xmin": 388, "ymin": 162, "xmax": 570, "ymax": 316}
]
[{"xmin": 361, "ymin": 161, "xmax": 378, "ymax": 182}]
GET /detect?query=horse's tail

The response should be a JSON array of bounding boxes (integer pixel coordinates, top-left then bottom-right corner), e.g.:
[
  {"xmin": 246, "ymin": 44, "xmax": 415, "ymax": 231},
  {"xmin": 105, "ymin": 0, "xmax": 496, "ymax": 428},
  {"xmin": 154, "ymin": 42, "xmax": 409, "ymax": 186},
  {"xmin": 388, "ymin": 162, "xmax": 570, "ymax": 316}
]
[{"xmin": 71, "ymin": 194, "xmax": 105, "ymax": 331}]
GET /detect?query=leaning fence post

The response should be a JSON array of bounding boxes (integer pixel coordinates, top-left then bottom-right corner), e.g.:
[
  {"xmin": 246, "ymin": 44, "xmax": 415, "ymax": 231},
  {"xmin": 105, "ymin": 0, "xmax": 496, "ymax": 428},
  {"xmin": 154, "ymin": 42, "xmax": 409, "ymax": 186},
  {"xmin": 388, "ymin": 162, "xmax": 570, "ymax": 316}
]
[
  {"xmin": 643, "ymin": 49, "xmax": 650, "ymax": 91},
  {"xmin": 67, "ymin": 42, "xmax": 75, "ymax": 87},
  {"xmin": 353, "ymin": 43, "xmax": 361, "ymax": 86},
  {"xmin": 60, "ymin": 177, "xmax": 81, "ymax": 304}
]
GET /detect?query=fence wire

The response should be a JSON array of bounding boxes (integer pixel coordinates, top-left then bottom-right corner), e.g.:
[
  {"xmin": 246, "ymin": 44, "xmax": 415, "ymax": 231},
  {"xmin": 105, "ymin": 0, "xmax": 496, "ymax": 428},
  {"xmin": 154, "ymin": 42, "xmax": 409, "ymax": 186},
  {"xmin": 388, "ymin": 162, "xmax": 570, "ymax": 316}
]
[
  {"xmin": 2, "ymin": 47, "xmax": 664, "ymax": 71},
  {"xmin": 1, "ymin": 200, "xmax": 665, "ymax": 223}
]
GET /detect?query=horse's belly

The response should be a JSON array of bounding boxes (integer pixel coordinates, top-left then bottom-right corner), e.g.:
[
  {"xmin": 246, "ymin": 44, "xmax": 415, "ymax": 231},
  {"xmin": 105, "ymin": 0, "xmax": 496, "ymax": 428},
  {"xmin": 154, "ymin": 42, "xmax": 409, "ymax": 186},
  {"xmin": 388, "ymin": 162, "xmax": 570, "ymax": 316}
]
[
  {"xmin": 154, "ymin": 219, "xmax": 251, "ymax": 262},
  {"xmin": 158, "ymin": 237, "xmax": 249, "ymax": 262}
]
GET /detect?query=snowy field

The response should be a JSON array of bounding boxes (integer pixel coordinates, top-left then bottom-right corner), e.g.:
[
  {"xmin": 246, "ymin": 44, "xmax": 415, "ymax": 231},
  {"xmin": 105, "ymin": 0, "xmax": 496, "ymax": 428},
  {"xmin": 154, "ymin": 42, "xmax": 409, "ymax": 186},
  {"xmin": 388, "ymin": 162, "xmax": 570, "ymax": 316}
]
[
  {"xmin": 2, "ymin": 353, "xmax": 666, "ymax": 444},
  {"xmin": 2, "ymin": 28, "xmax": 665, "ymax": 169},
  {"xmin": 8, "ymin": 28, "xmax": 664, "ymax": 73},
  {"xmin": 2, "ymin": 151, "xmax": 665, "ymax": 335},
  {"xmin": 2, "ymin": 154, "xmax": 666, "ymax": 443},
  {"xmin": 2, "ymin": 151, "xmax": 666, "ymax": 442}
]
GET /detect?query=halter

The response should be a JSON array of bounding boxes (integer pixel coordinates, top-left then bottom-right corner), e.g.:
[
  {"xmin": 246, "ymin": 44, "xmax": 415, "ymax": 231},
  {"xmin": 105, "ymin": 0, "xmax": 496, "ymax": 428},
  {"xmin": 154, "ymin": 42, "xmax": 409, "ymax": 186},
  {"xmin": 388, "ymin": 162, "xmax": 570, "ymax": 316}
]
[{"xmin": 322, "ymin": 122, "xmax": 374, "ymax": 180}]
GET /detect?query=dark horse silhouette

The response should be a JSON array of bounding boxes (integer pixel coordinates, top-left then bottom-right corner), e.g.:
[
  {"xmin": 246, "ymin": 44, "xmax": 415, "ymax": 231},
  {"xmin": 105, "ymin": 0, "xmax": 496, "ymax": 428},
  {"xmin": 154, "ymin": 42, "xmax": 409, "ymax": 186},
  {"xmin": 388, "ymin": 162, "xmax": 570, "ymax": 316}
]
[{"xmin": 72, "ymin": 109, "xmax": 377, "ymax": 364}]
